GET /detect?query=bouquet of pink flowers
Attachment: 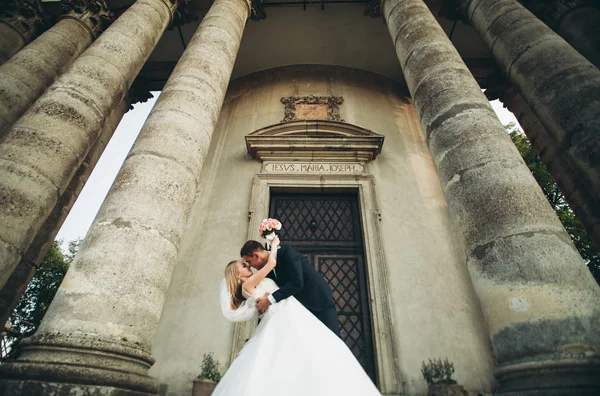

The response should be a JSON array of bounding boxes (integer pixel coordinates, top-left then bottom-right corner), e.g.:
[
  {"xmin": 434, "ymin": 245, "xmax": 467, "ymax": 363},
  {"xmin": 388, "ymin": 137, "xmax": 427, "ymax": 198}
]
[{"xmin": 259, "ymin": 218, "xmax": 282, "ymax": 241}]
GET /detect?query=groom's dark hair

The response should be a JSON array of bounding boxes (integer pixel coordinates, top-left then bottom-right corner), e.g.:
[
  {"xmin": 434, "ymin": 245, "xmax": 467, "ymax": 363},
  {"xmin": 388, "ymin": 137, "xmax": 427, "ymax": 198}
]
[{"xmin": 240, "ymin": 240, "xmax": 265, "ymax": 257}]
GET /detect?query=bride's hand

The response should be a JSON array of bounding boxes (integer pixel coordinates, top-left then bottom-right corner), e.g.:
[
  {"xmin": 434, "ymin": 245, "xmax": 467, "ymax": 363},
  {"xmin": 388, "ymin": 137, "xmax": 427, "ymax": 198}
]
[{"xmin": 271, "ymin": 236, "xmax": 280, "ymax": 249}]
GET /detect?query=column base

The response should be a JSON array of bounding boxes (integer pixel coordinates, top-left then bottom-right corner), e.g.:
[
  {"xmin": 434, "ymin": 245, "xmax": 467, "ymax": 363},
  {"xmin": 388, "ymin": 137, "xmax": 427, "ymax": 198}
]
[
  {"xmin": 0, "ymin": 380, "xmax": 154, "ymax": 396},
  {"xmin": 0, "ymin": 332, "xmax": 159, "ymax": 396},
  {"xmin": 495, "ymin": 359, "xmax": 600, "ymax": 395}
]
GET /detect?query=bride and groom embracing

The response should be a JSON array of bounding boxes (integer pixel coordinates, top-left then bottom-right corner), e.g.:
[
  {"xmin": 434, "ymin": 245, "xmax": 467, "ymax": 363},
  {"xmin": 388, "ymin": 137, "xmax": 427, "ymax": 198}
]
[{"xmin": 215, "ymin": 234, "xmax": 381, "ymax": 395}]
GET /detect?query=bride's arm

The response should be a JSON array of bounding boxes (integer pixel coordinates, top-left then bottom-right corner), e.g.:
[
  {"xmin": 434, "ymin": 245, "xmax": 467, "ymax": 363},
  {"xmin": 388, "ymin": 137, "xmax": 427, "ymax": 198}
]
[{"xmin": 242, "ymin": 236, "xmax": 280, "ymax": 293}]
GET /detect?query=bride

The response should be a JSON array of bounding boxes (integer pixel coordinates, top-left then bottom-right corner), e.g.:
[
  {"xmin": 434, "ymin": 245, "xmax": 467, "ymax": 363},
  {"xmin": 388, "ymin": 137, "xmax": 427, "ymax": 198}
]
[{"xmin": 213, "ymin": 236, "xmax": 381, "ymax": 395}]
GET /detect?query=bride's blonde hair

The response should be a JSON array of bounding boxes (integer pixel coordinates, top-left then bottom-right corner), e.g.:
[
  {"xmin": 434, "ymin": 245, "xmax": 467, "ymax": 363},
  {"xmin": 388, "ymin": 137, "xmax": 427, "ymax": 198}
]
[{"xmin": 224, "ymin": 260, "xmax": 246, "ymax": 310}]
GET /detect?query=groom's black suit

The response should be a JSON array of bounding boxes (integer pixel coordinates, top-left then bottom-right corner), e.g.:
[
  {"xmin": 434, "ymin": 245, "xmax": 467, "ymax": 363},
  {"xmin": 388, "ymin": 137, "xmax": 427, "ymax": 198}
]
[{"xmin": 266, "ymin": 245, "xmax": 340, "ymax": 336}]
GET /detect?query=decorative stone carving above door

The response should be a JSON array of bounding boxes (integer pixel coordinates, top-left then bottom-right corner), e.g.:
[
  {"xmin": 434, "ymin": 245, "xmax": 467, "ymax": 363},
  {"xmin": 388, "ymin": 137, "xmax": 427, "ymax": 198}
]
[
  {"xmin": 245, "ymin": 120, "xmax": 384, "ymax": 162},
  {"xmin": 280, "ymin": 95, "xmax": 344, "ymax": 122}
]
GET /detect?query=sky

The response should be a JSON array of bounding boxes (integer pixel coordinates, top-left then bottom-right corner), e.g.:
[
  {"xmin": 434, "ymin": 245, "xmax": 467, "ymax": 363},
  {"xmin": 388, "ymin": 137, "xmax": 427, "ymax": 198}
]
[
  {"xmin": 55, "ymin": 96, "xmax": 158, "ymax": 250},
  {"xmin": 54, "ymin": 96, "xmax": 521, "ymax": 251}
]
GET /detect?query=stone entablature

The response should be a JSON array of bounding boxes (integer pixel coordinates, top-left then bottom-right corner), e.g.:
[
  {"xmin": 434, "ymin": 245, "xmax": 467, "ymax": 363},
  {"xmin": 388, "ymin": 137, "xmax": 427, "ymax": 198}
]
[{"xmin": 245, "ymin": 119, "xmax": 384, "ymax": 163}]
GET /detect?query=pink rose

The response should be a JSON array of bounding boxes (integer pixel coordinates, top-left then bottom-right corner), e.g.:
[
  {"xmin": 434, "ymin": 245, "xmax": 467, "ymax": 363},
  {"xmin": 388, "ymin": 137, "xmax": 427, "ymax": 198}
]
[{"xmin": 259, "ymin": 218, "xmax": 282, "ymax": 237}]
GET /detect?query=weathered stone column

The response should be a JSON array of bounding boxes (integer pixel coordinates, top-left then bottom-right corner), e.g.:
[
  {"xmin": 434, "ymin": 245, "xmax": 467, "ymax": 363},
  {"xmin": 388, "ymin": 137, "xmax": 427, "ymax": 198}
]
[
  {"xmin": 555, "ymin": 6, "xmax": 600, "ymax": 69},
  {"xmin": 0, "ymin": 0, "xmax": 114, "ymax": 136},
  {"xmin": 0, "ymin": 0, "xmax": 249, "ymax": 392},
  {"xmin": 459, "ymin": 0, "xmax": 600, "ymax": 232},
  {"xmin": 0, "ymin": 0, "xmax": 177, "ymax": 290},
  {"xmin": 521, "ymin": 0, "xmax": 600, "ymax": 69},
  {"xmin": 500, "ymin": 87, "xmax": 600, "ymax": 250},
  {"xmin": 0, "ymin": 97, "xmax": 129, "ymax": 328},
  {"xmin": 382, "ymin": 0, "xmax": 600, "ymax": 394},
  {"xmin": 0, "ymin": 0, "xmax": 48, "ymax": 66}
]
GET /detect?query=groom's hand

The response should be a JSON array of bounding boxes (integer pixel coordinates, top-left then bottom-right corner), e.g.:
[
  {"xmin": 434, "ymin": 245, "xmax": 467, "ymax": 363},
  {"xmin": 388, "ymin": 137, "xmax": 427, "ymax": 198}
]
[{"xmin": 256, "ymin": 292, "xmax": 272, "ymax": 314}]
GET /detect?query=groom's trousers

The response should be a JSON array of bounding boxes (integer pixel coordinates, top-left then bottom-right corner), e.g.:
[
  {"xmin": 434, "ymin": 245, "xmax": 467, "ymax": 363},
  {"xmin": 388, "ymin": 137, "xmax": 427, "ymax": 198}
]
[{"xmin": 311, "ymin": 307, "xmax": 341, "ymax": 338}]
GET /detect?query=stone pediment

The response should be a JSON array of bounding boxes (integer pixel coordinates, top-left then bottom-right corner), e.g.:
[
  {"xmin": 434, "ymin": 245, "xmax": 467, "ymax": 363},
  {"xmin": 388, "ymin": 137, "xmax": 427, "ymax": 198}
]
[{"xmin": 245, "ymin": 120, "xmax": 384, "ymax": 162}]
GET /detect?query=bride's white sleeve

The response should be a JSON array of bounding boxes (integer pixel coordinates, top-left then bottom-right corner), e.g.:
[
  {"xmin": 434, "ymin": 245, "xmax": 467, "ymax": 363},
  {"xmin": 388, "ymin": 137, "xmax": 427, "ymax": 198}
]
[{"xmin": 219, "ymin": 279, "xmax": 258, "ymax": 322}]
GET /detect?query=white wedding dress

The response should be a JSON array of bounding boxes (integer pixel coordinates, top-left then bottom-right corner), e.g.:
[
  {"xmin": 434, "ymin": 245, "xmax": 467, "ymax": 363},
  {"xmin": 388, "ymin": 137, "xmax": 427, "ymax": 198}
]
[{"xmin": 213, "ymin": 278, "xmax": 381, "ymax": 395}]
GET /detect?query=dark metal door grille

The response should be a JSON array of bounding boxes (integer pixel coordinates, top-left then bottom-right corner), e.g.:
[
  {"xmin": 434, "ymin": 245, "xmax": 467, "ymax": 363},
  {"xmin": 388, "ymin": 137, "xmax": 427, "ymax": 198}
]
[
  {"xmin": 318, "ymin": 255, "xmax": 375, "ymax": 380},
  {"xmin": 271, "ymin": 194, "xmax": 362, "ymax": 249},
  {"xmin": 270, "ymin": 193, "xmax": 376, "ymax": 384}
]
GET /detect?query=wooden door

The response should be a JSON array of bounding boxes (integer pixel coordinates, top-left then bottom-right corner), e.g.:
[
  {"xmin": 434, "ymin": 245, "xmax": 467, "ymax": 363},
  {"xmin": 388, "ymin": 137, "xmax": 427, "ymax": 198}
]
[{"xmin": 269, "ymin": 192, "xmax": 376, "ymax": 383}]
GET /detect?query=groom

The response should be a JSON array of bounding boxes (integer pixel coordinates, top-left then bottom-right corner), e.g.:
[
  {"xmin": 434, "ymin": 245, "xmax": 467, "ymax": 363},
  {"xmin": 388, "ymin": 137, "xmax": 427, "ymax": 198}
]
[{"xmin": 241, "ymin": 240, "xmax": 341, "ymax": 337}]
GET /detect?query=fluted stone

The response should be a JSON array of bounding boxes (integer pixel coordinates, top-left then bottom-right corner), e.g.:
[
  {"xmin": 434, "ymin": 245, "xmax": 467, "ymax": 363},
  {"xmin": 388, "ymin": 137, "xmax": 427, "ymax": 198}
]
[
  {"xmin": 382, "ymin": 0, "xmax": 600, "ymax": 394},
  {"xmin": 0, "ymin": 98, "xmax": 128, "ymax": 328},
  {"xmin": 460, "ymin": 0, "xmax": 600, "ymax": 234},
  {"xmin": 0, "ymin": 0, "xmax": 49, "ymax": 65},
  {"xmin": 0, "ymin": 0, "xmax": 114, "ymax": 137},
  {"xmin": 0, "ymin": 0, "xmax": 177, "ymax": 291},
  {"xmin": 501, "ymin": 87, "xmax": 600, "ymax": 250},
  {"xmin": 0, "ymin": 0, "xmax": 249, "ymax": 393}
]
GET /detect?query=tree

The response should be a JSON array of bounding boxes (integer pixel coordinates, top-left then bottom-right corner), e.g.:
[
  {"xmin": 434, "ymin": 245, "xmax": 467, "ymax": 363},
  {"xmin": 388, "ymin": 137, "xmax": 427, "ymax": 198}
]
[
  {"xmin": 1, "ymin": 239, "xmax": 81, "ymax": 360},
  {"xmin": 507, "ymin": 123, "xmax": 600, "ymax": 285}
]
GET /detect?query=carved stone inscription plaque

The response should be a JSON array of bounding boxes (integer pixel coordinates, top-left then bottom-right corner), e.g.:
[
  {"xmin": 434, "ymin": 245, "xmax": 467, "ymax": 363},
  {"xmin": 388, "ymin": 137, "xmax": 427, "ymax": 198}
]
[
  {"xmin": 295, "ymin": 104, "xmax": 329, "ymax": 120},
  {"xmin": 264, "ymin": 162, "xmax": 365, "ymax": 174}
]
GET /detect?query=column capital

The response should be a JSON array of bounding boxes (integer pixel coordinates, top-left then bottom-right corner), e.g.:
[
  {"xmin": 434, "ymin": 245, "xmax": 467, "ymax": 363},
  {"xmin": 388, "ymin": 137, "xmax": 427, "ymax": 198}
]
[
  {"xmin": 481, "ymin": 73, "xmax": 512, "ymax": 103},
  {"xmin": 0, "ymin": 0, "xmax": 50, "ymax": 43},
  {"xmin": 60, "ymin": 0, "xmax": 115, "ymax": 39},
  {"xmin": 171, "ymin": 0, "xmax": 200, "ymax": 27},
  {"xmin": 158, "ymin": 0, "xmax": 179, "ymax": 26},
  {"xmin": 250, "ymin": 0, "xmax": 266, "ymax": 21},
  {"xmin": 127, "ymin": 76, "xmax": 154, "ymax": 112}
]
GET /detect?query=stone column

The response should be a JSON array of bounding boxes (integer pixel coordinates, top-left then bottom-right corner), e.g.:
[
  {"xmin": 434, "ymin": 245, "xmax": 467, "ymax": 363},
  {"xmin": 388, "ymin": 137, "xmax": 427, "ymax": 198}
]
[
  {"xmin": 521, "ymin": 0, "xmax": 600, "ymax": 69},
  {"xmin": 555, "ymin": 7, "xmax": 600, "ymax": 69},
  {"xmin": 382, "ymin": 0, "xmax": 600, "ymax": 394},
  {"xmin": 500, "ymin": 87, "xmax": 600, "ymax": 250},
  {"xmin": 0, "ymin": 0, "xmax": 114, "ymax": 136},
  {"xmin": 0, "ymin": 0, "xmax": 249, "ymax": 393},
  {"xmin": 0, "ymin": 97, "xmax": 129, "ymax": 328},
  {"xmin": 0, "ymin": 0, "xmax": 177, "ymax": 290},
  {"xmin": 459, "ymin": 0, "xmax": 600, "ymax": 235},
  {"xmin": 0, "ymin": 0, "xmax": 48, "ymax": 66}
]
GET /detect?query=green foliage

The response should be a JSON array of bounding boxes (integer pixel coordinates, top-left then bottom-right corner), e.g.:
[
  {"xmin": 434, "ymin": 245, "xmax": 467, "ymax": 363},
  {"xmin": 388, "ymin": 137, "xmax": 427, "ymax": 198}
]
[
  {"xmin": 1, "ymin": 239, "xmax": 80, "ymax": 360},
  {"xmin": 507, "ymin": 123, "xmax": 600, "ymax": 285},
  {"xmin": 421, "ymin": 358, "xmax": 456, "ymax": 385},
  {"xmin": 65, "ymin": 238, "xmax": 82, "ymax": 263},
  {"xmin": 197, "ymin": 353, "xmax": 222, "ymax": 382}
]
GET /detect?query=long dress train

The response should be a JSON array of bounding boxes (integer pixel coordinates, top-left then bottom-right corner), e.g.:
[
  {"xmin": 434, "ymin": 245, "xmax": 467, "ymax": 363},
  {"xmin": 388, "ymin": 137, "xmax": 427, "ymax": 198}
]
[{"xmin": 212, "ymin": 278, "xmax": 381, "ymax": 395}]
